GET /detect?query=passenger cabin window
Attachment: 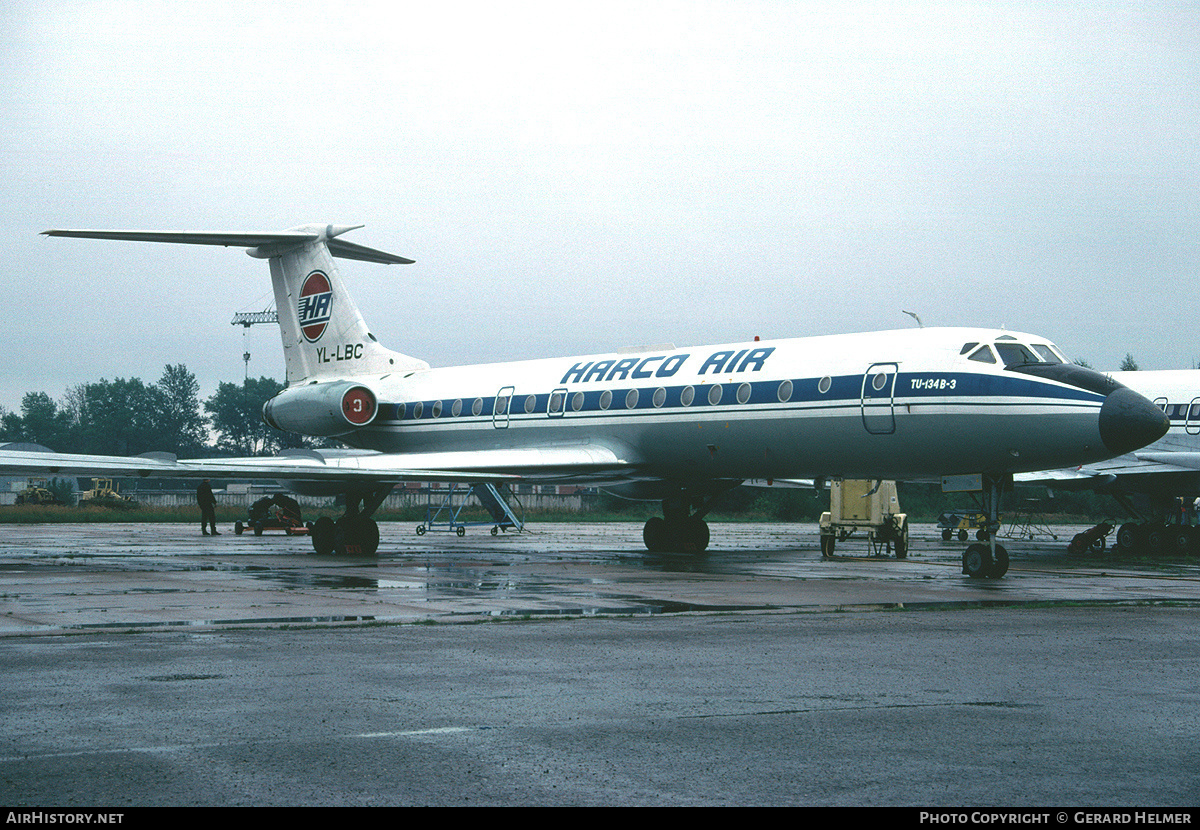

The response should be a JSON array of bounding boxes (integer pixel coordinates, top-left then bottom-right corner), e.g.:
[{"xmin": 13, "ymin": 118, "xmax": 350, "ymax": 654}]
[{"xmin": 968, "ymin": 345, "xmax": 997, "ymax": 364}]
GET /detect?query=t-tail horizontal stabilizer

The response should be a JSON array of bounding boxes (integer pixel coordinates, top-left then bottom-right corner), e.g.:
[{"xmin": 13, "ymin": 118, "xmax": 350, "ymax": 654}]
[
  {"xmin": 43, "ymin": 224, "xmax": 427, "ymax": 383},
  {"xmin": 41, "ymin": 225, "xmax": 414, "ymax": 264}
]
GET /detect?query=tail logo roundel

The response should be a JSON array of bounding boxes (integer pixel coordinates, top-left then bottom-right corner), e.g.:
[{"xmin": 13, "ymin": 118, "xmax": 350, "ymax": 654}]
[{"xmin": 298, "ymin": 271, "xmax": 333, "ymax": 342}]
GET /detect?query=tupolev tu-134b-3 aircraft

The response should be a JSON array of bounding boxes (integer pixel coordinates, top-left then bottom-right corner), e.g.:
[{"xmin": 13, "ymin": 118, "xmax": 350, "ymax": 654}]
[{"xmin": 0, "ymin": 224, "xmax": 1168, "ymax": 571}]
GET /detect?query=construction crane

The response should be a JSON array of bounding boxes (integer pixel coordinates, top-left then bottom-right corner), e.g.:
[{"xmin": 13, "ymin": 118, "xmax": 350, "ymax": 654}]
[
  {"xmin": 231, "ymin": 310, "xmax": 278, "ymax": 327},
  {"xmin": 231, "ymin": 309, "xmax": 278, "ymax": 378}
]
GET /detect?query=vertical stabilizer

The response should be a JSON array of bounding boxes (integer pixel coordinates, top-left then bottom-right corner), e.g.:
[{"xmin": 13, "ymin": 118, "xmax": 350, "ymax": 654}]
[
  {"xmin": 43, "ymin": 224, "xmax": 429, "ymax": 386},
  {"xmin": 254, "ymin": 225, "xmax": 429, "ymax": 384}
]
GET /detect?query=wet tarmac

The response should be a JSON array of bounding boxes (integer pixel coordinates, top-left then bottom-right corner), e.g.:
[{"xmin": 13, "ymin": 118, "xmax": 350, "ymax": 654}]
[
  {"xmin": 1, "ymin": 522, "xmax": 1198, "ymax": 806},
  {"xmin": 2, "ymin": 521, "xmax": 1199, "ymax": 633}
]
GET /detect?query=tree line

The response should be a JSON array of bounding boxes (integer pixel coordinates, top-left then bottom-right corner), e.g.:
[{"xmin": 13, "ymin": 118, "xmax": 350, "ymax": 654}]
[{"xmin": 0, "ymin": 365, "xmax": 312, "ymax": 458}]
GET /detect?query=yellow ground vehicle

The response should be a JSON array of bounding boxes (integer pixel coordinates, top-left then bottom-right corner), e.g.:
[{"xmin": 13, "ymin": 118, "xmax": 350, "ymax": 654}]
[
  {"xmin": 937, "ymin": 509, "xmax": 988, "ymax": 542},
  {"xmin": 819, "ymin": 479, "xmax": 909, "ymax": 558},
  {"xmin": 78, "ymin": 478, "xmax": 138, "ymax": 508},
  {"xmin": 14, "ymin": 479, "xmax": 65, "ymax": 506}
]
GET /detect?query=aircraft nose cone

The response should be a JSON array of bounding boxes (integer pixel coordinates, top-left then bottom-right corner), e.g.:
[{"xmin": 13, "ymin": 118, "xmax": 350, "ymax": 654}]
[{"xmin": 1099, "ymin": 387, "xmax": 1169, "ymax": 456}]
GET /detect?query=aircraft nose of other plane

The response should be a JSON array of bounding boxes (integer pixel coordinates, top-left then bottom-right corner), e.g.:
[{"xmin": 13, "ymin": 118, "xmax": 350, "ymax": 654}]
[{"xmin": 1098, "ymin": 386, "xmax": 1170, "ymax": 456}]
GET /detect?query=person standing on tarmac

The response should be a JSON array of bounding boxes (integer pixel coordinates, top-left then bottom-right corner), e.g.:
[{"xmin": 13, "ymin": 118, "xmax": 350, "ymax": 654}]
[{"xmin": 197, "ymin": 479, "xmax": 219, "ymax": 536}]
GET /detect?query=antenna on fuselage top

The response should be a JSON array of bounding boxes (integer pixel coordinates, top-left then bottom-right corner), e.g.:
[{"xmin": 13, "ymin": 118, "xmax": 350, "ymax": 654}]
[{"xmin": 902, "ymin": 310, "xmax": 924, "ymax": 328}]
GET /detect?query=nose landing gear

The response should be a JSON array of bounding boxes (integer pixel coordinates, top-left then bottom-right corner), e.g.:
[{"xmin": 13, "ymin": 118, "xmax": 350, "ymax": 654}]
[{"xmin": 961, "ymin": 474, "xmax": 1010, "ymax": 578}]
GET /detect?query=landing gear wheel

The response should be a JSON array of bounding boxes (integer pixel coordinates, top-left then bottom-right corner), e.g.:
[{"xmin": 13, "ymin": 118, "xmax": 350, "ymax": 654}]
[
  {"xmin": 963, "ymin": 543, "xmax": 993, "ymax": 578},
  {"xmin": 1116, "ymin": 523, "xmax": 1140, "ymax": 554},
  {"xmin": 643, "ymin": 517, "xmax": 668, "ymax": 552},
  {"xmin": 680, "ymin": 516, "xmax": 710, "ymax": 553},
  {"xmin": 1145, "ymin": 524, "xmax": 1166, "ymax": 555},
  {"xmin": 1170, "ymin": 527, "xmax": 1192, "ymax": 555},
  {"xmin": 357, "ymin": 518, "xmax": 380, "ymax": 556},
  {"xmin": 337, "ymin": 517, "xmax": 379, "ymax": 556},
  {"xmin": 988, "ymin": 544, "xmax": 1009, "ymax": 578},
  {"xmin": 894, "ymin": 521, "xmax": 909, "ymax": 560},
  {"xmin": 311, "ymin": 516, "xmax": 337, "ymax": 556}
]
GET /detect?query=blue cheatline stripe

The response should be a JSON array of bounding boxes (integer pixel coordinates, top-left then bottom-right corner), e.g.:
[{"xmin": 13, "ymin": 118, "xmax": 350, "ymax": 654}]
[{"xmin": 371, "ymin": 371, "xmax": 1105, "ymax": 427}]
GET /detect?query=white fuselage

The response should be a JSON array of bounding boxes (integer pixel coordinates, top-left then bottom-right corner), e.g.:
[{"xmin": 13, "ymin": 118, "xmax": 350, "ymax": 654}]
[{"xmin": 302, "ymin": 327, "xmax": 1119, "ymax": 485}]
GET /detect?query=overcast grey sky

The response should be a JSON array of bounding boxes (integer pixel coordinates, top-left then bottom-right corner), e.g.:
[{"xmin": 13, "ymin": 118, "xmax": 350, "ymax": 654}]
[{"xmin": 2, "ymin": 1, "xmax": 1198, "ymax": 413}]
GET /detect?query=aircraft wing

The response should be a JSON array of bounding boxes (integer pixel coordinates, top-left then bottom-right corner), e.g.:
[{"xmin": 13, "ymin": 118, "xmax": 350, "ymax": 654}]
[
  {"xmin": 0, "ymin": 444, "xmax": 636, "ymax": 485},
  {"xmin": 1015, "ymin": 453, "xmax": 1200, "ymax": 488},
  {"xmin": 1133, "ymin": 452, "xmax": 1200, "ymax": 472},
  {"xmin": 741, "ymin": 478, "xmax": 816, "ymax": 489}
]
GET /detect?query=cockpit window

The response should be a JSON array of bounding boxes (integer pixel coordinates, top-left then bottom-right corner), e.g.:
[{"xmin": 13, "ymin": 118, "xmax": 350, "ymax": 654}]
[
  {"xmin": 994, "ymin": 342, "xmax": 1040, "ymax": 366},
  {"xmin": 960, "ymin": 342, "xmax": 979, "ymax": 355},
  {"xmin": 1031, "ymin": 345, "xmax": 1062, "ymax": 364},
  {"xmin": 968, "ymin": 345, "xmax": 997, "ymax": 364}
]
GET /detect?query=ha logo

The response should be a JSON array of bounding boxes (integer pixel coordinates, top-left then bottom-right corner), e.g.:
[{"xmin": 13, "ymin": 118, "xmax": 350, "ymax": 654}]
[{"xmin": 298, "ymin": 271, "xmax": 333, "ymax": 342}]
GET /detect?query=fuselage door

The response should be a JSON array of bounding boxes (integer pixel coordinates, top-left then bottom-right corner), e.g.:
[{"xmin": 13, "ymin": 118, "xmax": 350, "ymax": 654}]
[
  {"xmin": 861, "ymin": 363, "xmax": 898, "ymax": 435},
  {"xmin": 1187, "ymin": 398, "xmax": 1200, "ymax": 436},
  {"xmin": 548, "ymin": 388, "xmax": 568, "ymax": 418},
  {"xmin": 493, "ymin": 386, "xmax": 514, "ymax": 429}
]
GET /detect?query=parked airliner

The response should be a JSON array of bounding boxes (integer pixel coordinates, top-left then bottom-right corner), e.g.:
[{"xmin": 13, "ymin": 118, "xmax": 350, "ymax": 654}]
[
  {"xmin": 1021, "ymin": 369, "xmax": 1200, "ymax": 554},
  {"xmin": 0, "ymin": 225, "xmax": 1168, "ymax": 571}
]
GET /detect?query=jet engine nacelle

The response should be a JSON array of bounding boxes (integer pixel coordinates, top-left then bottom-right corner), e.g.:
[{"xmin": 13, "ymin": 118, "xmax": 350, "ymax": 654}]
[{"xmin": 262, "ymin": 381, "xmax": 378, "ymax": 437}]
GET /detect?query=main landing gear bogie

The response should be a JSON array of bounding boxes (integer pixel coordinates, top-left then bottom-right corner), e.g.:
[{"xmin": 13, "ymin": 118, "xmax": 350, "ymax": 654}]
[
  {"xmin": 1115, "ymin": 522, "xmax": 1200, "ymax": 557},
  {"xmin": 311, "ymin": 515, "xmax": 380, "ymax": 557},
  {"xmin": 643, "ymin": 515, "xmax": 710, "ymax": 553},
  {"xmin": 309, "ymin": 485, "xmax": 392, "ymax": 557},
  {"xmin": 642, "ymin": 492, "xmax": 717, "ymax": 554}
]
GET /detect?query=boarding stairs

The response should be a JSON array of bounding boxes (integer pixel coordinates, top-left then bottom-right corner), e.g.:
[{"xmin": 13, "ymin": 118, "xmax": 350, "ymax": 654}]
[{"xmin": 416, "ymin": 483, "xmax": 525, "ymax": 537}]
